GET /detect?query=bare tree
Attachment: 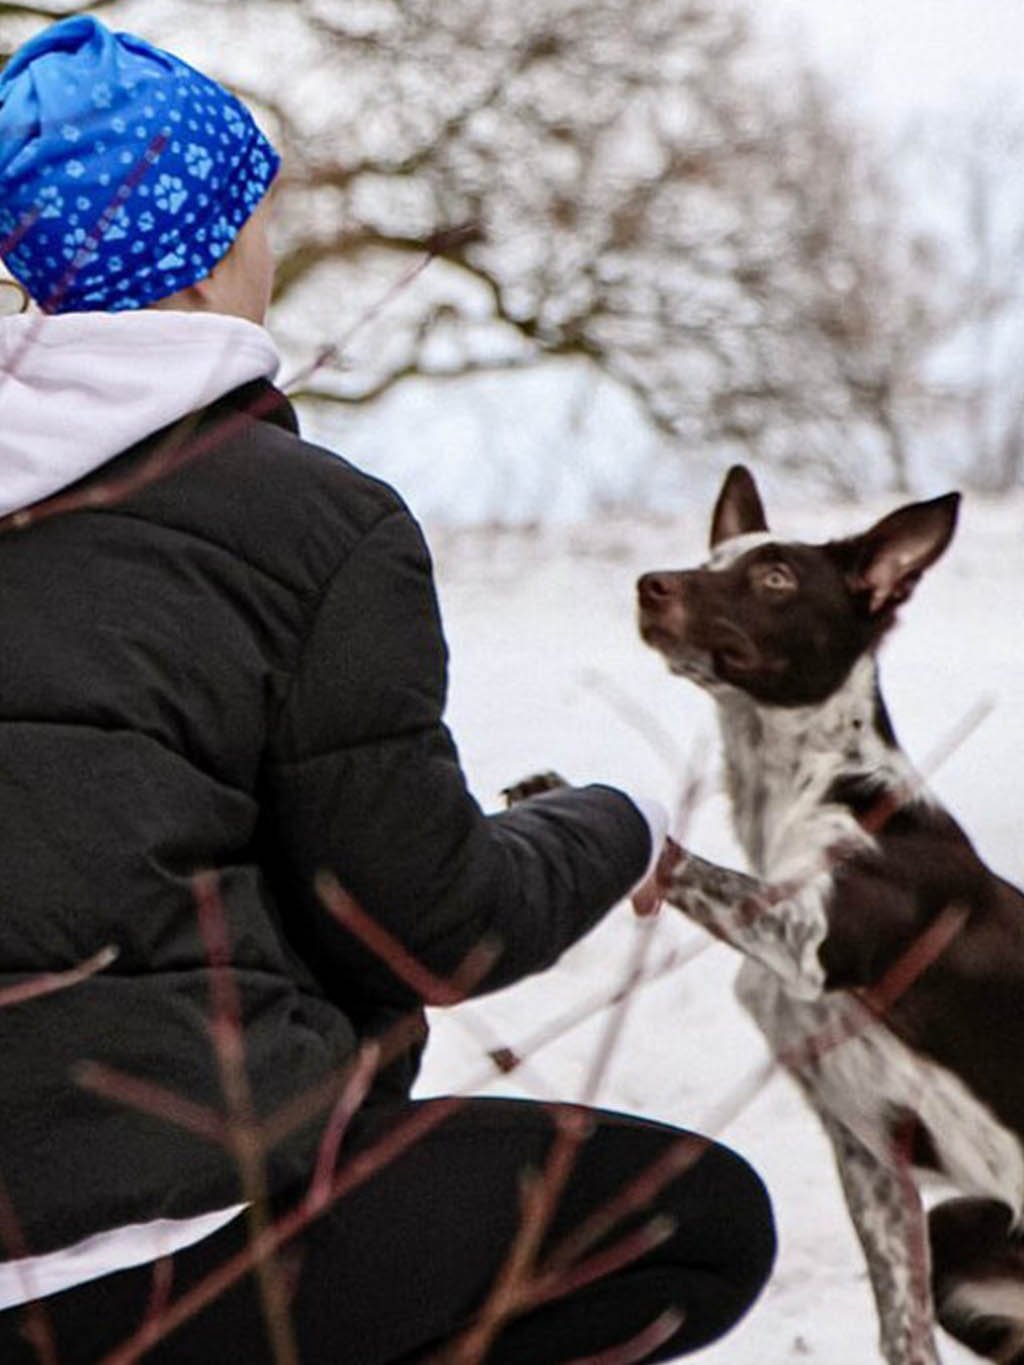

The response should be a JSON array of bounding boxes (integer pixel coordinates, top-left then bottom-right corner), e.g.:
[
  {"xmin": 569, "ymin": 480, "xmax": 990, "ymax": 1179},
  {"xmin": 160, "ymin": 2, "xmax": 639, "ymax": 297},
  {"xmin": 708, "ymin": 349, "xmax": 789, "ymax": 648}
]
[
  {"xmin": 897, "ymin": 112, "xmax": 1024, "ymax": 494},
  {"xmin": 3, "ymin": 0, "xmax": 957, "ymax": 499},
  {"xmin": 0, "ymin": 0, "xmax": 119, "ymax": 23}
]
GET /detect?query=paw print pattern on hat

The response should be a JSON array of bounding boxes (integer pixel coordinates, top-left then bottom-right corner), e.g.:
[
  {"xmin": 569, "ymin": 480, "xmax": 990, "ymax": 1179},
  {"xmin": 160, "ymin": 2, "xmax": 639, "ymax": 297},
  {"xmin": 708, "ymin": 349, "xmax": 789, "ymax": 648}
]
[{"xmin": 0, "ymin": 16, "xmax": 280, "ymax": 313}]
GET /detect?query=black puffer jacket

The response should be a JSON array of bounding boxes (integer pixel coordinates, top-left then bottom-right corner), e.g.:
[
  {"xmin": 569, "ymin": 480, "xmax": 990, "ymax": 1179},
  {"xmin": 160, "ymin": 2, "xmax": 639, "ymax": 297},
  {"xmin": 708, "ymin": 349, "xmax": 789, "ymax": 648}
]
[{"xmin": 0, "ymin": 380, "xmax": 651, "ymax": 1256}]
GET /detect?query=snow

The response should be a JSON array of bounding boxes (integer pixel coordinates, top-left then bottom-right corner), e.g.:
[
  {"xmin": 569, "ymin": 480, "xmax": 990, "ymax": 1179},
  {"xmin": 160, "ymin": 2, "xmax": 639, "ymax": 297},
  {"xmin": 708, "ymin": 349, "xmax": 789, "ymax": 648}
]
[{"xmin": 411, "ymin": 489, "xmax": 1024, "ymax": 1363}]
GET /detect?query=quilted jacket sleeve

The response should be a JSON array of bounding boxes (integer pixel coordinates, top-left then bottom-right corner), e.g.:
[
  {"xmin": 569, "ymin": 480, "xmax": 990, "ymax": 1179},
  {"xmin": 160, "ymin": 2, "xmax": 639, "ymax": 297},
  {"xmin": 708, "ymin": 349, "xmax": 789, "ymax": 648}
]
[{"xmin": 263, "ymin": 503, "xmax": 652, "ymax": 1010}]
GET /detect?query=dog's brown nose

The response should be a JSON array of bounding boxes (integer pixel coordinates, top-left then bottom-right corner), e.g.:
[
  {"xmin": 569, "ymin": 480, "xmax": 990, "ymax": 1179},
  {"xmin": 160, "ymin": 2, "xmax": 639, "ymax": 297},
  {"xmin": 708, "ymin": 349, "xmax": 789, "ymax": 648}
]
[{"xmin": 637, "ymin": 572, "xmax": 676, "ymax": 607}]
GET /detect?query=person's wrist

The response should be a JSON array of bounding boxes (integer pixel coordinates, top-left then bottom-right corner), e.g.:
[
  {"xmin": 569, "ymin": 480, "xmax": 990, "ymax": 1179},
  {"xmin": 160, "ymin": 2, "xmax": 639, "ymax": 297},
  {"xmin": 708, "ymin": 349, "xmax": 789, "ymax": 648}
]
[{"xmin": 621, "ymin": 794, "xmax": 670, "ymax": 888}]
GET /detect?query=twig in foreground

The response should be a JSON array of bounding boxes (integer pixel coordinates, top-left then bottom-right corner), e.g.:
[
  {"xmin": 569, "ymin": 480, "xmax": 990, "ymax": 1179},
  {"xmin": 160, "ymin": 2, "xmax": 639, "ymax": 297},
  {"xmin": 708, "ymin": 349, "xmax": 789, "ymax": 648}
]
[
  {"xmin": 0, "ymin": 1174, "xmax": 59, "ymax": 1365},
  {"xmin": 561, "ymin": 1308, "xmax": 687, "ymax": 1365},
  {"xmin": 0, "ymin": 945, "xmax": 118, "ymax": 1011},
  {"xmin": 96, "ymin": 1098, "xmax": 465, "ymax": 1365},
  {"xmin": 434, "ymin": 911, "xmax": 666, "ymax": 1365},
  {"xmin": 193, "ymin": 871, "xmax": 299, "ymax": 1365}
]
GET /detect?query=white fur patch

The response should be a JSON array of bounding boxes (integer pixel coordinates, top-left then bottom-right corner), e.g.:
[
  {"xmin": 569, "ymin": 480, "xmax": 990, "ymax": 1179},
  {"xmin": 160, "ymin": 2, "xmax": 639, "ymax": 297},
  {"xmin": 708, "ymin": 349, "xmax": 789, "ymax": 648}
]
[
  {"xmin": 707, "ymin": 530, "xmax": 778, "ymax": 571},
  {"xmin": 944, "ymin": 1277, "xmax": 1024, "ymax": 1333},
  {"xmin": 715, "ymin": 653, "xmax": 914, "ymax": 878},
  {"xmin": 736, "ymin": 961, "xmax": 1024, "ymax": 1220}
]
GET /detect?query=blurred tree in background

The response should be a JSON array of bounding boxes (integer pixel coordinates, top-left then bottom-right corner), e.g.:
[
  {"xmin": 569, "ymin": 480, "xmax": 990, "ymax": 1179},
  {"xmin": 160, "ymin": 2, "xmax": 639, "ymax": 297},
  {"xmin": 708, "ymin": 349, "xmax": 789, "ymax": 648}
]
[
  {"xmin": 903, "ymin": 113, "xmax": 1024, "ymax": 496},
  {"xmin": 3, "ymin": 0, "xmax": 1021, "ymax": 508}
]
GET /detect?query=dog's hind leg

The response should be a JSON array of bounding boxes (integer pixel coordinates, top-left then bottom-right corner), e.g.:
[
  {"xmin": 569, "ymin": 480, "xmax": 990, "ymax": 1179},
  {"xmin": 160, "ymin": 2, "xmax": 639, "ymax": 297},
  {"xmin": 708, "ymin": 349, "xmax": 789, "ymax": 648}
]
[
  {"xmin": 929, "ymin": 1197, "xmax": 1024, "ymax": 1364},
  {"xmin": 816, "ymin": 1111, "xmax": 940, "ymax": 1365}
]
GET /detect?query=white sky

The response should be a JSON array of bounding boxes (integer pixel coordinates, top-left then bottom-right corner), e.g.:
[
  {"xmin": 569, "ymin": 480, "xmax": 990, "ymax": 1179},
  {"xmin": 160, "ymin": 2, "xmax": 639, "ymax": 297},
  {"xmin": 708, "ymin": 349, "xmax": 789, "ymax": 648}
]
[{"xmin": 757, "ymin": 0, "xmax": 1024, "ymax": 121}]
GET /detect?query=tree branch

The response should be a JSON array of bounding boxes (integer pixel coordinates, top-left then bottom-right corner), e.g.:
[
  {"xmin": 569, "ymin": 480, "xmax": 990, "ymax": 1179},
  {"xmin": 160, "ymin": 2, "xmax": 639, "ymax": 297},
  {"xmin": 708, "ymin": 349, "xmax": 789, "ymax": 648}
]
[{"xmin": 0, "ymin": 0, "xmax": 121, "ymax": 19}]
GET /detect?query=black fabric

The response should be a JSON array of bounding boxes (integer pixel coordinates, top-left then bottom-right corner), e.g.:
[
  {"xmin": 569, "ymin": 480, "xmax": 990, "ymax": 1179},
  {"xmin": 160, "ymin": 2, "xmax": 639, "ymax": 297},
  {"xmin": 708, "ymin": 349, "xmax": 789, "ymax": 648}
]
[
  {"xmin": 0, "ymin": 1099, "xmax": 776, "ymax": 1364},
  {"xmin": 0, "ymin": 383, "xmax": 653, "ymax": 1255}
]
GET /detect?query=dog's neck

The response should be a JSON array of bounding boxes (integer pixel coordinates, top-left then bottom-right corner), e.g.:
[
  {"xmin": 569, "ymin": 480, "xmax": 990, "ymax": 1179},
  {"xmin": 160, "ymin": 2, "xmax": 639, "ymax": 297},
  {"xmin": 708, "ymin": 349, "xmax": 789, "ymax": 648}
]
[{"xmin": 711, "ymin": 653, "xmax": 915, "ymax": 877}]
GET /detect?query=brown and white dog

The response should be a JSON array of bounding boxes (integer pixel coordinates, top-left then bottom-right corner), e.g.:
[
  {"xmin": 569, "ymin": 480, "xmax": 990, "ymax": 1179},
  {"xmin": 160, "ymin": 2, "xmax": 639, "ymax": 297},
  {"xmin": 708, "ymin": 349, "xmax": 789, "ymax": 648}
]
[{"xmin": 637, "ymin": 467, "xmax": 1024, "ymax": 1365}]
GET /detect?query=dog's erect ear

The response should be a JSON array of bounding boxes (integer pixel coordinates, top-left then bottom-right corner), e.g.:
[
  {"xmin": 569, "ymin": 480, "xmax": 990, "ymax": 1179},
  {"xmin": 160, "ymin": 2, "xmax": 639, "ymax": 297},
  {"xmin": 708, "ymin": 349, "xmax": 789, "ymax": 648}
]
[
  {"xmin": 842, "ymin": 492, "xmax": 960, "ymax": 615},
  {"xmin": 710, "ymin": 466, "xmax": 769, "ymax": 548}
]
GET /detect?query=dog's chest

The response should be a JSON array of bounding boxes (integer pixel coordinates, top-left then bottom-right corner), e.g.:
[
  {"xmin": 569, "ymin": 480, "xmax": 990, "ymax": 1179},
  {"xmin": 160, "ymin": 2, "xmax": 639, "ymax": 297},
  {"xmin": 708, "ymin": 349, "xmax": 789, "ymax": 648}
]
[{"xmin": 718, "ymin": 666, "xmax": 900, "ymax": 879}]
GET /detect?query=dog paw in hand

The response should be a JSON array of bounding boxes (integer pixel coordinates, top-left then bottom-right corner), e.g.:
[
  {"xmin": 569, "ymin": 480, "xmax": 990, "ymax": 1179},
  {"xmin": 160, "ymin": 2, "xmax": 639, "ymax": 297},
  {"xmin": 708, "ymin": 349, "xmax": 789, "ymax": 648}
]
[
  {"xmin": 632, "ymin": 837, "xmax": 687, "ymax": 917},
  {"xmin": 501, "ymin": 771, "xmax": 569, "ymax": 807}
]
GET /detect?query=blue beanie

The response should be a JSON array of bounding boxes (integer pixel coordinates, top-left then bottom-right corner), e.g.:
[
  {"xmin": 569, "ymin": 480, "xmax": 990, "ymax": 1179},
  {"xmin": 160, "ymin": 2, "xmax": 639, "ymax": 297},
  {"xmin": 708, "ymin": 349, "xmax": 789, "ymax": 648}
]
[{"xmin": 0, "ymin": 16, "xmax": 280, "ymax": 313}]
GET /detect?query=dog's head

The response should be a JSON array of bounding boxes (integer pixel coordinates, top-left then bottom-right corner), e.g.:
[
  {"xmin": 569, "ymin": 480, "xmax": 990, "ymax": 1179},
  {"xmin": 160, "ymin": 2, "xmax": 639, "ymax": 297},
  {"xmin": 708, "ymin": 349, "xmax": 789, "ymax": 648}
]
[{"xmin": 637, "ymin": 466, "xmax": 960, "ymax": 706}]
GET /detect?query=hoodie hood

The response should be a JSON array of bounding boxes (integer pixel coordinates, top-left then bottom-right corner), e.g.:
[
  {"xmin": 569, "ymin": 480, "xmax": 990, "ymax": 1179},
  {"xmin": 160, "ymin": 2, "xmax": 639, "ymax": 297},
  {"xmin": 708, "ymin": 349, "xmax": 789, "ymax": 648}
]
[{"xmin": 0, "ymin": 310, "xmax": 280, "ymax": 519}]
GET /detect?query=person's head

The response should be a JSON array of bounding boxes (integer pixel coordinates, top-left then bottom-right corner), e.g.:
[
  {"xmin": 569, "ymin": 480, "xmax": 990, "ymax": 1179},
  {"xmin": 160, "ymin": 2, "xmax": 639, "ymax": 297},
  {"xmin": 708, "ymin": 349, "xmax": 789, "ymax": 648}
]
[{"xmin": 0, "ymin": 16, "xmax": 279, "ymax": 322}]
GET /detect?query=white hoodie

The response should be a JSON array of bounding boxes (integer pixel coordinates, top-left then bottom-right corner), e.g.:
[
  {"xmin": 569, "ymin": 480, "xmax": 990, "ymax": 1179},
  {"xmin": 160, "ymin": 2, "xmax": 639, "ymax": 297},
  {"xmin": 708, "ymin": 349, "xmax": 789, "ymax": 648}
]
[
  {"xmin": 0, "ymin": 309, "xmax": 280, "ymax": 519},
  {"xmin": 0, "ymin": 308, "xmax": 277, "ymax": 1306}
]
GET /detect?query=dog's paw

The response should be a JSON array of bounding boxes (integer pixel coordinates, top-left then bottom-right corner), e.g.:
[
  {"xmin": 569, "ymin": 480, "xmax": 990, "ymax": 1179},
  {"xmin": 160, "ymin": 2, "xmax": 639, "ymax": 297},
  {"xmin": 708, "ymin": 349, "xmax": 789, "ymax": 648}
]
[
  {"xmin": 501, "ymin": 771, "xmax": 569, "ymax": 807},
  {"xmin": 631, "ymin": 838, "xmax": 687, "ymax": 917}
]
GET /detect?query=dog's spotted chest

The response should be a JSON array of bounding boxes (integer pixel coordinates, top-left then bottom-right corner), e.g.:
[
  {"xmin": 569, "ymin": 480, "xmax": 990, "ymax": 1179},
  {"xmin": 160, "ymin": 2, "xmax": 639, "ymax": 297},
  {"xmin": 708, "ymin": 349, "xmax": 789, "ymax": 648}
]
[{"xmin": 718, "ymin": 653, "xmax": 907, "ymax": 880}]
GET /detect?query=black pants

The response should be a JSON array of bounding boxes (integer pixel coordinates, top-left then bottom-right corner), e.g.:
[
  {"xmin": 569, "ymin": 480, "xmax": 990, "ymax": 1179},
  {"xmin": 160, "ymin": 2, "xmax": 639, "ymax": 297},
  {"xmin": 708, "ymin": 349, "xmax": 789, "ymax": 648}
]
[{"xmin": 0, "ymin": 1099, "xmax": 775, "ymax": 1364}]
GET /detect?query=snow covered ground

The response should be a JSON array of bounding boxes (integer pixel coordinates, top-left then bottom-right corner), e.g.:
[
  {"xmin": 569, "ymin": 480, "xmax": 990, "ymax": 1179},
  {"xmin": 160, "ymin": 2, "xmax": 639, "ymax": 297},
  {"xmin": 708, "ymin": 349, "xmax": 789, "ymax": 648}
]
[{"xmin": 411, "ymin": 487, "xmax": 1024, "ymax": 1364}]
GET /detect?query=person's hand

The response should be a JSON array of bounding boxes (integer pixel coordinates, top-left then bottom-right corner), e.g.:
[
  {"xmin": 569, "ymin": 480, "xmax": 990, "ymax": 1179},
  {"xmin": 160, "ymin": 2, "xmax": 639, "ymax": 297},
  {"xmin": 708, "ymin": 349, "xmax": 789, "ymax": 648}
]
[{"xmin": 631, "ymin": 837, "xmax": 685, "ymax": 917}]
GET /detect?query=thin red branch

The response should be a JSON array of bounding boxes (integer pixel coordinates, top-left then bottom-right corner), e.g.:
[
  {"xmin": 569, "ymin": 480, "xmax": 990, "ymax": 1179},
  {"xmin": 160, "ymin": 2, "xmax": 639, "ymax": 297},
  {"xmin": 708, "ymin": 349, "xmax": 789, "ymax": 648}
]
[
  {"xmin": 458, "ymin": 942, "xmax": 708, "ymax": 1092},
  {"xmin": 0, "ymin": 132, "xmax": 168, "ymax": 401},
  {"xmin": 74, "ymin": 922, "xmax": 494, "ymax": 1165},
  {"xmin": 439, "ymin": 1104, "xmax": 596, "ymax": 1365},
  {"xmin": 862, "ymin": 900, "xmax": 970, "ymax": 1017},
  {"xmin": 276, "ymin": 233, "xmax": 466, "ymax": 387},
  {"xmin": 0, "ymin": 206, "xmax": 40, "ymax": 265},
  {"xmin": 136, "ymin": 1256, "xmax": 174, "ymax": 1352},
  {"xmin": 76, "ymin": 882, "xmax": 498, "ymax": 1360},
  {"xmin": 192, "ymin": 872, "xmax": 299, "ymax": 1365},
  {"xmin": 0, "ymin": 1175, "xmax": 59, "ymax": 1365},
  {"xmin": 96, "ymin": 1098, "xmax": 465, "ymax": 1365},
  {"xmin": 559, "ymin": 1309, "xmax": 687, "ymax": 1365},
  {"xmin": 891, "ymin": 1117, "xmax": 934, "ymax": 1364},
  {"xmin": 780, "ymin": 901, "xmax": 969, "ymax": 1072},
  {"xmin": 579, "ymin": 915, "xmax": 659, "ymax": 1105},
  {"xmin": 435, "ymin": 894, "xmax": 677, "ymax": 1364},
  {"xmin": 531, "ymin": 1215, "xmax": 676, "ymax": 1310},
  {"xmin": 542, "ymin": 1132, "xmax": 711, "ymax": 1277},
  {"xmin": 316, "ymin": 871, "xmax": 500, "ymax": 1006},
  {"xmin": 73, "ymin": 1062, "xmax": 229, "ymax": 1145},
  {"xmin": 256, "ymin": 1007, "xmax": 426, "ymax": 1153},
  {"xmin": 0, "ymin": 393, "xmax": 263, "ymax": 536},
  {"xmin": 2, "ymin": 239, "xmax": 449, "ymax": 540},
  {"xmin": 0, "ymin": 944, "xmax": 118, "ymax": 1011},
  {"xmin": 859, "ymin": 695, "xmax": 995, "ymax": 838},
  {"xmin": 304, "ymin": 1041, "xmax": 381, "ymax": 1216}
]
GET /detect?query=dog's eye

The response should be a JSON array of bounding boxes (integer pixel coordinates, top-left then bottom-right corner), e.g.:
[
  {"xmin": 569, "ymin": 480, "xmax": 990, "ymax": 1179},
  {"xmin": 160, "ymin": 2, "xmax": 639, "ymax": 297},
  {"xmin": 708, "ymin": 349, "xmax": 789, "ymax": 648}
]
[{"xmin": 753, "ymin": 563, "xmax": 797, "ymax": 595}]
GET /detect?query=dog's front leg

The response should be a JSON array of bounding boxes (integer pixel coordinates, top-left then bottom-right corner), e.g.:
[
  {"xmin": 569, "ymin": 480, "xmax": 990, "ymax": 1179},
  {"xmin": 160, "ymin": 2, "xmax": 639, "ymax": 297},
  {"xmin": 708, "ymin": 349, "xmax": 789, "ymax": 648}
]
[
  {"xmin": 819, "ymin": 1112, "xmax": 939, "ymax": 1365},
  {"xmin": 662, "ymin": 849, "xmax": 828, "ymax": 1000}
]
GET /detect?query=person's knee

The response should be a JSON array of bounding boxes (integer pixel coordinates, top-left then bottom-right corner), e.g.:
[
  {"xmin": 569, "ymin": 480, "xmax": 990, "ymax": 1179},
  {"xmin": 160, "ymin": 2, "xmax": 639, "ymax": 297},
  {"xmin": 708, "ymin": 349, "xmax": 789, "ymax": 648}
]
[
  {"xmin": 717, "ymin": 1142, "xmax": 777, "ymax": 1288},
  {"xmin": 663, "ymin": 1139, "xmax": 777, "ymax": 1323}
]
